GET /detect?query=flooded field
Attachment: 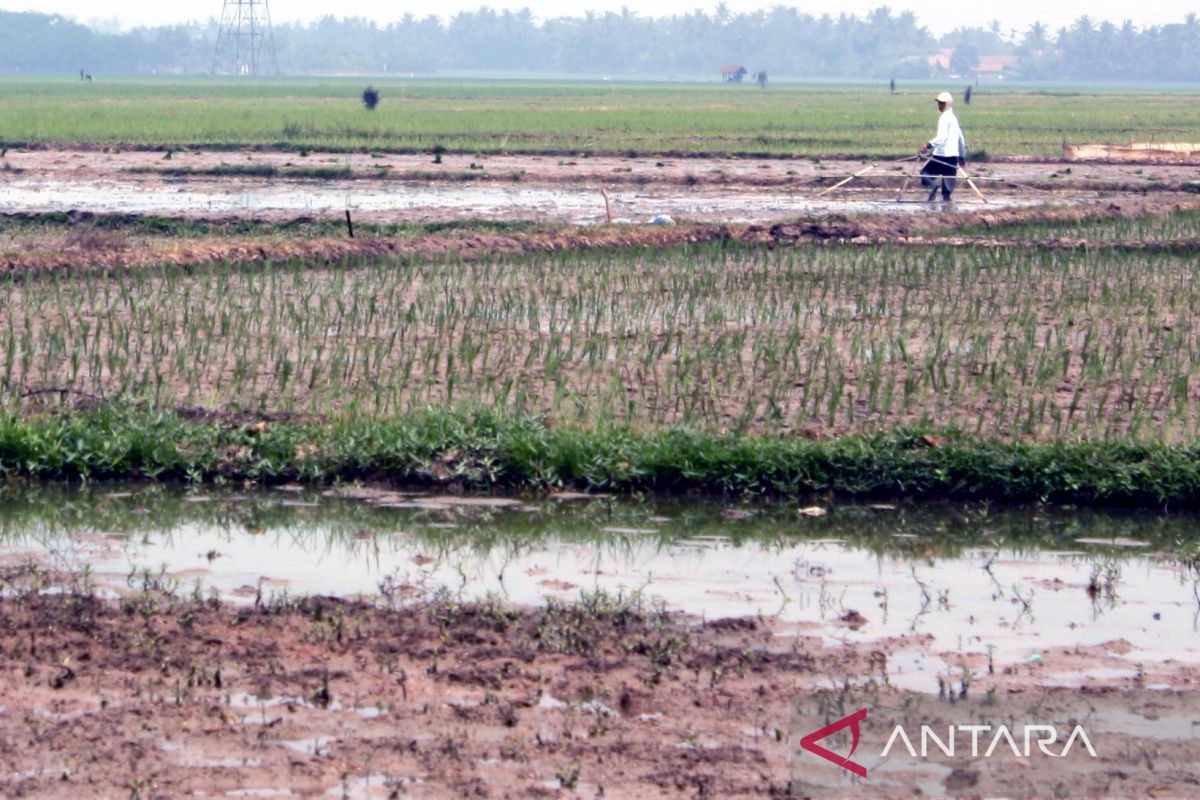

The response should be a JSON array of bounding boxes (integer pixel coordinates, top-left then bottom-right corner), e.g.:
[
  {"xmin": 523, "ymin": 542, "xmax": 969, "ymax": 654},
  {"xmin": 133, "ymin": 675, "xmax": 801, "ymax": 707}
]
[
  {"xmin": 1, "ymin": 149, "xmax": 1153, "ymax": 225},
  {"xmin": 4, "ymin": 144, "xmax": 1200, "ymax": 796},
  {"xmin": 4, "ymin": 484, "xmax": 1198, "ymax": 681},
  {"xmin": 4, "ymin": 487, "xmax": 1198, "ymax": 797},
  {"xmin": 0, "ymin": 176, "xmax": 1052, "ymax": 224}
]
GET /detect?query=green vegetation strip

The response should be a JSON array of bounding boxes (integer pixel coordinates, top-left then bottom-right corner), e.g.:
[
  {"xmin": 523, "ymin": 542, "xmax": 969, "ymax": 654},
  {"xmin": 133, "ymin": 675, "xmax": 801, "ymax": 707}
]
[
  {"xmin": 952, "ymin": 208, "xmax": 1200, "ymax": 241},
  {"xmin": 2, "ymin": 78, "xmax": 1200, "ymax": 158},
  {"xmin": 2, "ymin": 406, "xmax": 1198, "ymax": 506}
]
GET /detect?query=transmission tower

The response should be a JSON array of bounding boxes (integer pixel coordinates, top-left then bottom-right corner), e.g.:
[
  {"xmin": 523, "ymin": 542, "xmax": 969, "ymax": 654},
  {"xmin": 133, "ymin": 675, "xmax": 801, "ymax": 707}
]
[{"xmin": 213, "ymin": 0, "xmax": 278, "ymax": 76}]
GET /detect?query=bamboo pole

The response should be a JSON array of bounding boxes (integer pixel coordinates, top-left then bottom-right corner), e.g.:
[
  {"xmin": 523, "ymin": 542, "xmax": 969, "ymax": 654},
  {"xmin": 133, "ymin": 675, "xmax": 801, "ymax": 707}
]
[
  {"xmin": 815, "ymin": 163, "xmax": 877, "ymax": 197},
  {"xmin": 960, "ymin": 170, "xmax": 988, "ymax": 203}
]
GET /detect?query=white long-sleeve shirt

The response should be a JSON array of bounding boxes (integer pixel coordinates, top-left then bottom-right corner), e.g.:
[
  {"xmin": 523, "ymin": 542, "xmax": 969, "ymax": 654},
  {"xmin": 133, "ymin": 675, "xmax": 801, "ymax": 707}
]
[{"xmin": 927, "ymin": 109, "xmax": 966, "ymax": 158}]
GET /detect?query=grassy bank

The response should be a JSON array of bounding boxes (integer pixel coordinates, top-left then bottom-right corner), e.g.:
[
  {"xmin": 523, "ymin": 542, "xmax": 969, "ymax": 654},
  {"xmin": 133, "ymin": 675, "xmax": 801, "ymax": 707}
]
[
  {"xmin": 2, "ymin": 78, "xmax": 1199, "ymax": 157},
  {"xmin": 3, "ymin": 405, "xmax": 1200, "ymax": 506}
]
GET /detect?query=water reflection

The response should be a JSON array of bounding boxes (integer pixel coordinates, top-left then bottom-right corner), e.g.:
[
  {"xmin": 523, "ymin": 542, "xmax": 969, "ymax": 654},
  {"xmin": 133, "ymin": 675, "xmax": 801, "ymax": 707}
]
[{"xmin": 1, "ymin": 481, "xmax": 1197, "ymax": 679}]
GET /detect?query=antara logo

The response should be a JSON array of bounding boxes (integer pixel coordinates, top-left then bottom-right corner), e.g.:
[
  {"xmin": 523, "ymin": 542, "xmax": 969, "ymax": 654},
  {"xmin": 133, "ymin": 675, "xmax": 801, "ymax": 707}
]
[{"xmin": 798, "ymin": 708, "xmax": 1098, "ymax": 779}]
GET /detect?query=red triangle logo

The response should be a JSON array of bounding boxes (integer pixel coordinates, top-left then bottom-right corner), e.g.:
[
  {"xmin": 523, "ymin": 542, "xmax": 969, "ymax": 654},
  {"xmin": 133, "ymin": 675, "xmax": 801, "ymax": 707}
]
[{"xmin": 799, "ymin": 708, "xmax": 868, "ymax": 777}]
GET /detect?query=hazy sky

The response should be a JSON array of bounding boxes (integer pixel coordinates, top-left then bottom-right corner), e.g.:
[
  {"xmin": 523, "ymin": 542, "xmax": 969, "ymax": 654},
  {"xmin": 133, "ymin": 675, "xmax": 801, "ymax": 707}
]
[{"xmin": 7, "ymin": 0, "xmax": 1196, "ymax": 37}]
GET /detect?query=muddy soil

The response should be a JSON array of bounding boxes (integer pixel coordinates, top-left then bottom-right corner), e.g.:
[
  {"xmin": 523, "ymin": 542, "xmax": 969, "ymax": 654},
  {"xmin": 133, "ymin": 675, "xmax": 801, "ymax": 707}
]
[
  {"xmin": 0, "ymin": 170, "xmax": 1048, "ymax": 225},
  {"xmin": 3, "ymin": 146, "xmax": 1199, "ymax": 276},
  {"xmin": 2, "ymin": 149, "xmax": 1198, "ymax": 229},
  {"xmin": 2, "ymin": 194, "xmax": 1198, "ymax": 278},
  {"xmin": 0, "ymin": 565, "xmax": 1196, "ymax": 799},
  {"xmin": 5, "ymin": 148, "xmax": 1200, "ymax": 193}
]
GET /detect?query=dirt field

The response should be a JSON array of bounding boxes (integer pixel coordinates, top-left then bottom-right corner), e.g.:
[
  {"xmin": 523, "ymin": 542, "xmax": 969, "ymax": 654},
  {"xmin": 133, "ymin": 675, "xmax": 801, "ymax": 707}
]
[
  {"xmin": 4, "ymin": 194, "xmax": 1197, "ymax": 273},
  {"xmin": 7, "ymin": 148, "xmax": 1200, "ymax": 192},
  {"xmin": 0, "ymin": 564, "xmax": 1196, "ymax": 799},
  {"xmin": 2, "ymin": 148, "xmax": 1198, "ymax": 229},
  {"xmin": 6, "ymin": 150, "xmax": 1200, "ymax": 437},
  {"xmin": 2, "ymin": 147, "xmax": 1199, "ymax": 277}
]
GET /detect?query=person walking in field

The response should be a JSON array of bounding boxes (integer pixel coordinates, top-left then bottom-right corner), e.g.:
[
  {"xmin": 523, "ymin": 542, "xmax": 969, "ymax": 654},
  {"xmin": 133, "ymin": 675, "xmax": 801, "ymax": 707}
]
[{"xmin": 920, "ymin": 91, "xmax": 966, "ymax": 202}]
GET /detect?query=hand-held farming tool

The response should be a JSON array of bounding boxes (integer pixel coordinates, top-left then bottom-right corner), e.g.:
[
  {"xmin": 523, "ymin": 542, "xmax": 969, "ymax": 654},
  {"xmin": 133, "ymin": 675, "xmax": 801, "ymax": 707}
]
[
  {"xmin": 905, "ymin": 154, "xmax": 989, "ymax": 203},
  {"xmin": 816, "ymin": 154, "xmax": 922, "ymax": 198},
  {"xmin": 958, "ymin": 165, "xmax": 988, "ymax": 203},
  {"xmin": 815, "ymin": 163, "xmax": 878, "ymax": 197},
  {"xmin": 897, "ymin": 153, "xmax": 926, "ymax": 201}
]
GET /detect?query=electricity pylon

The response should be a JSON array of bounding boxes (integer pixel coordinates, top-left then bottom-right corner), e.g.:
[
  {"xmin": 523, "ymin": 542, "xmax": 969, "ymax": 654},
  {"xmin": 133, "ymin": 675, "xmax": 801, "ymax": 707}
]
[{"xmin": 213, "ymin": 0, "xmax": 278, "ymax": 76}]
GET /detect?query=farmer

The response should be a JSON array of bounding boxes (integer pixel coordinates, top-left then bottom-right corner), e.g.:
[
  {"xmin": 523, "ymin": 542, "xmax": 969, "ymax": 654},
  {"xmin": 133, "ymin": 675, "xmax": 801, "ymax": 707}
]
[{"xmin": 920, "ymin": 91, "xmax": 967, "ymax": 202}]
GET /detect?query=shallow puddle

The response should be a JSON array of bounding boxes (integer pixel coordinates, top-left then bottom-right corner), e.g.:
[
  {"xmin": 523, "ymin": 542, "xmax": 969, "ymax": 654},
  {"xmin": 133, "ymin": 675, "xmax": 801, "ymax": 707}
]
[
  {"xmin": 2, "ymin": 483, "xmax": 1197, "ymax": 685},
  {"xmin": 0, "ymin": 177, "xmax": 1052, "ymax": 223}
]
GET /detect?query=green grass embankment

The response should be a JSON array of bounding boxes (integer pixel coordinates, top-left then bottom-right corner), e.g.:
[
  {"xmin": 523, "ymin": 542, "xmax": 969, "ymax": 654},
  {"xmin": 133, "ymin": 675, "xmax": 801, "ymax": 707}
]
[{"xmin": 2, "ymin": 405, "xmax": 1199, "ymax": 507}]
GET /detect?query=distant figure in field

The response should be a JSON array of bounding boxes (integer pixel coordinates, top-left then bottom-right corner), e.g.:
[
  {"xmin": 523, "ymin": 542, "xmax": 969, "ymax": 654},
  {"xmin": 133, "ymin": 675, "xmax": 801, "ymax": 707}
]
[
  {"xmin": 756, "ymin": 70, "xmax": 768, "ymax": 88},
  {"xmin": 964, "ymin": 85, "xmax": 972, "ymax": 105},
  {"xmin": 890, "ymin": 77, "xmax": 896, "ymax": 94},
  {"xmin": 919, "ymin": 91, "xmax": 967, "ymax": 202}
]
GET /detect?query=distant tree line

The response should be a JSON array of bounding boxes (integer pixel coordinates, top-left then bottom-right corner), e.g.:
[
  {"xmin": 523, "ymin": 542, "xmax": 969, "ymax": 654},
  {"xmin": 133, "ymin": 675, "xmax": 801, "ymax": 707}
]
[{"xmin": 1, "ymin": 6, "xmax": 1198, "ymax": 81}]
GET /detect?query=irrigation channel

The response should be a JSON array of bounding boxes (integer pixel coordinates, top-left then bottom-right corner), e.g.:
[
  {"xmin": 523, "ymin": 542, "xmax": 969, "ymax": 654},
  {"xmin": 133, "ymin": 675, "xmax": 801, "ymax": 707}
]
[{"xmin": 3, "ymin": 484, "xmax": 1198, "ymax": 689}]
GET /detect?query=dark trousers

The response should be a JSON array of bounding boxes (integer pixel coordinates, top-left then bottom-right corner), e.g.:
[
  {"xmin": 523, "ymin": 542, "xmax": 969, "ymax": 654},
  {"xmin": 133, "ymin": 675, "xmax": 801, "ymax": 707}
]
[{"xmin": 921, "ymin": 156, "xmax": 960, "ymax": 200}]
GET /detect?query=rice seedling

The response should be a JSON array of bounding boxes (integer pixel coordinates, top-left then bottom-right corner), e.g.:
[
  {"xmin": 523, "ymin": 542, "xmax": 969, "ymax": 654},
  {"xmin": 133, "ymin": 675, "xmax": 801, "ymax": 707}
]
[
  {"xmin": 5, "ymin": 222, "xmax": 1200, "ymax": 445},
  {"xmin": 952, "ymin": 208, "xmax": 1200, "ymax": 242}
]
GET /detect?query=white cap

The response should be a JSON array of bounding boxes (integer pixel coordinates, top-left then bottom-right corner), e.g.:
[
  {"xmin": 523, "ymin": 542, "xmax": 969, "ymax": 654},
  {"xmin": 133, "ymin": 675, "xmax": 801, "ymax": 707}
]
[{"xmin": 935, "ymin": 91, "xmax": 953, "ymax": 104}]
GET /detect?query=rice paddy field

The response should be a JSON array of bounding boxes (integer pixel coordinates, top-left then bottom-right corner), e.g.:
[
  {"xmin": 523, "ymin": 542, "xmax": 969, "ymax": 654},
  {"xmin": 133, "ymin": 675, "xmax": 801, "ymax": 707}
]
[
  {"xmin": 2, "ymin": 76, "xmax": 1200, "ymax": 157},
  {"xmin": 5, "ymin": 225, "xmax": 1200, "ymax": 444},
  {"xmin": 4, "ymin": 77, "xmax": 1200, "ymax": 798},
  {"xmin": 2, "ymin": 78, "xmax": 1200, "ymax": 495},
  {"xmin": 954, "ymin": 206, "xmax": 1200, "ymax": 240}
]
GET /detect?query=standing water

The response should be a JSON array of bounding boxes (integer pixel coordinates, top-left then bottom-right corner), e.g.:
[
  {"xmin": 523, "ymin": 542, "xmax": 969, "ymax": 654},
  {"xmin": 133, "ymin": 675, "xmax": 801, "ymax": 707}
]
[{"xmin": 1, "ymin": 483, "xmax": 1196, "ymax": 689}]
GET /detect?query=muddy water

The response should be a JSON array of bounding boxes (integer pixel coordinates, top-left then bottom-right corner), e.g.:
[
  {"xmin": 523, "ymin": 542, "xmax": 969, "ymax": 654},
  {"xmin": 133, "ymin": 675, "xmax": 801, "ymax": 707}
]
[
  {"xmin": 1, "ymin": 484, "xmax": 1196, "ymax": 686},
  {"xmin": 0, "ymin": 177, "xmax": 1052, "ymax": 223}
]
